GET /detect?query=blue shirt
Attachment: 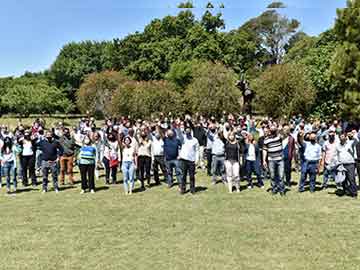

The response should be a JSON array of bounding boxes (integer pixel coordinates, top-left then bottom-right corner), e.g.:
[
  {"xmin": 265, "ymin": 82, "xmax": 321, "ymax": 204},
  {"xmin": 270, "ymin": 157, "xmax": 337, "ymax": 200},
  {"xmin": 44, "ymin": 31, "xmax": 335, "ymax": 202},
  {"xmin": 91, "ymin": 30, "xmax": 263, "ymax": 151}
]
[{"xmin": 164, "ymin": 137, "xmax": 182, "ymax": 161}]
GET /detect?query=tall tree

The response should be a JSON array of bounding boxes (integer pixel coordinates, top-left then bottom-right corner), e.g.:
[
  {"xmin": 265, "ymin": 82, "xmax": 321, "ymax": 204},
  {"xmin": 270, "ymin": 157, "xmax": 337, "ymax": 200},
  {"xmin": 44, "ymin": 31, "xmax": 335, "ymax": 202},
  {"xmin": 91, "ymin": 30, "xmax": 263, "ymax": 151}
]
[{"xmin": 330, "ymin": 0, "xmax": 360, "ymax": 118}]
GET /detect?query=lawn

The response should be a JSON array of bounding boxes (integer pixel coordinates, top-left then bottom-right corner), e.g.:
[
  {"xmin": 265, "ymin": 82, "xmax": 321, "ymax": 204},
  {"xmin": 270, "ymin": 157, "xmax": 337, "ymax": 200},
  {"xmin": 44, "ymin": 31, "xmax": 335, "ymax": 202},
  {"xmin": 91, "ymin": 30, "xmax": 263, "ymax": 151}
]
[{"xmin": 0, "ymin": 170, "xmax": 359, "ymax": 270}]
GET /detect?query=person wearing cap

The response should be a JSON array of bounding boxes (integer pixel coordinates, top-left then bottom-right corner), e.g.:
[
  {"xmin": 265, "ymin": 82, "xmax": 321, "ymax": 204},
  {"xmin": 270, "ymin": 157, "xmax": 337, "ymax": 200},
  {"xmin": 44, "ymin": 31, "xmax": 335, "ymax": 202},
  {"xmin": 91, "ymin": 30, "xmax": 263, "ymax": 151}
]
[
  {"xmin": 320, "ymin": 129, "xmax": 337, "ymax": 189},
  {"xmin": 298, "ymin": 131, "xmax": 322, "ymax": 193},
  {"xmin": 263, "ymin": 125, "xmax": 286, "ymax": 195},
  {"xmin": 179, "ymin": 126, "xmax": 199, "ymax": 194}
]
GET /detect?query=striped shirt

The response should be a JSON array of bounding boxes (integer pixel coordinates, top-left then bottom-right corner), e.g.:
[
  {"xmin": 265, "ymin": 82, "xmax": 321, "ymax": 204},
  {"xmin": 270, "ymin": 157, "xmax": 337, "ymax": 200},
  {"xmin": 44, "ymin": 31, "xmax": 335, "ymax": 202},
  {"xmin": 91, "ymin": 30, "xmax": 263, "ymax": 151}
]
[{"xmin": 263, "ymin": 135, "xmax": 283, "ymax": 161}]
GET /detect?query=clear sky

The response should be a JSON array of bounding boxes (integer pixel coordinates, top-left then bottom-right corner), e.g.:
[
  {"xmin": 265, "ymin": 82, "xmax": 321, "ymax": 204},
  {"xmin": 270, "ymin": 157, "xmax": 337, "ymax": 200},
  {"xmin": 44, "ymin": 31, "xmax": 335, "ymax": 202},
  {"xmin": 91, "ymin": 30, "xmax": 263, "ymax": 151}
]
[{"xmin": 0, "ymin": 0, "xmax": 347, "ymax": 77}]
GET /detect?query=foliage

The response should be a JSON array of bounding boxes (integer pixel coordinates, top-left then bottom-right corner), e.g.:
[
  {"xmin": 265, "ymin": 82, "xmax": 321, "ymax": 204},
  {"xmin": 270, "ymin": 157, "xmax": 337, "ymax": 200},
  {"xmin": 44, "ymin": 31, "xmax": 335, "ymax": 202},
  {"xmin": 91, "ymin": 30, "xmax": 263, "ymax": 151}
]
[
  {"xmin": 252, "ymin": 63, "xmax": 316, "ymax": 118},
  {"xmin": 185, "ymin": 62, "xmax": 241, "ymax": 117},
  {"xmin": 111, "ymin": 80, "xmax": 183, "ymax": 118},
  {"xmin": 1, "ymin": 79, "xmax": 72, "ymax": 116},
  {"xmin": 330, "ymin": 0, "xmax": 360, "ymax": 118},
  {"xmin": 267, "ymin": 1, "xmax": 286, "ymax": 9},
  {"xmin": 77, "ymin": 71, "xmax": 130, "ymax": 117},
  {"xmin": 177, "ymin": 1, "xmax": 194, "ymax": 8},
  {"xmin": 241, "ymin": 9, "xmax": 300, "ymax": 64},
  {"xmin": 50, "ymin": 41, "xmax": 113, "ymax": 100}
]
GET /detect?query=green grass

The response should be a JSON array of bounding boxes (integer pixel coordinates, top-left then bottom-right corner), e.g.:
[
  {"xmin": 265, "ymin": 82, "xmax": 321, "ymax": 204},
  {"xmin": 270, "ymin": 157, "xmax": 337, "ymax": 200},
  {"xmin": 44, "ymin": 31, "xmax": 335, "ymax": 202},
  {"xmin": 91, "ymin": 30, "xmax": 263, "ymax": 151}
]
[{"xmin": 0, "ymin": 171, "xmax": 359, "ymax": 270}]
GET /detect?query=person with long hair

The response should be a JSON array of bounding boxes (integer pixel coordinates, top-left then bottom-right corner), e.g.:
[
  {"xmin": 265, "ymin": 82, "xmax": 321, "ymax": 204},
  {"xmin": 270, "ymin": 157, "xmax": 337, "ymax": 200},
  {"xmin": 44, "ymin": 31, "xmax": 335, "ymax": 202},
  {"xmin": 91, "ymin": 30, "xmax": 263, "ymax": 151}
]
[
  {"xmin": 224, "ymin": 132, "xmax": 241, "ymax": 193},
  {"xmin": 0, "ymin": 137, "xmax": 19, "ymax": 193},
  {"xmin": 122, "ymin": 136, "xmax": 137, "ymax": 195}
]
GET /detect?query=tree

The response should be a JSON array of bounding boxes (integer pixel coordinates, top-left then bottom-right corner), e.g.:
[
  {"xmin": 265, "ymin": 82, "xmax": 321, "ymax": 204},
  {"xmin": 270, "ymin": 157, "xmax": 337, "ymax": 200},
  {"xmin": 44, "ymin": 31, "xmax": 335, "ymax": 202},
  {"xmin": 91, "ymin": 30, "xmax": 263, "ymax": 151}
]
[
  {"xmin": 2, "ymin": 79, "xmax": 72, "ymax": 116},
  {"xmin": 252, "ymin": 63, "xmax": 316, "ymax": 118},
  {"xmin": 185, "ymin": 62, "xmax": 241, "ymax": 116},
  {"xmin": 267, "ymin": 1, "xmax": 286, "ymax": 9},
  {"xmin": 77, "ymin": 71, "xmax": 130, "ymax": 117},
  {"xmin": 111, "ymin": 80, "xmax": 183, "ymax": 118},
  {"xmin": 241, "ymin": 9, "xmax": 300, "ymax": 64},
  {"xmin": 50, "ymin": 41, "xmax": 111, "ymax": 100},
  {"xmin": 177, "ymin": 1, "xmax": 194, "ymax": 8},
  {"xmin": 330, "ymin": 0, "xmax": 360, "ymax": 118}
]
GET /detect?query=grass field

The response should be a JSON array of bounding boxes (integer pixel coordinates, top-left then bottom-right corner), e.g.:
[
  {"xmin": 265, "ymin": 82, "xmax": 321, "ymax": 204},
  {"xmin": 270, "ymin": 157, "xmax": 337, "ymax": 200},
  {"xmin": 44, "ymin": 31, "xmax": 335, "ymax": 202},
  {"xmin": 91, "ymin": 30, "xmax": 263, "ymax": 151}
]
[{"xmin": 0, "ymin": 170, "xmax": 359, "ymax": 270}]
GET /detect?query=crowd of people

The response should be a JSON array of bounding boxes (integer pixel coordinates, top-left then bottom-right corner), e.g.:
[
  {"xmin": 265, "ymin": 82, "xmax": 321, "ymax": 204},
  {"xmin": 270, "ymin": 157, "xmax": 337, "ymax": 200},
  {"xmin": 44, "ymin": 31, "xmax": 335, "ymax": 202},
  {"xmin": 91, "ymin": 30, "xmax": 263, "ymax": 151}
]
[{"xmin": 0, "ymin": 113, "xmax": 359, "ymax": 198}]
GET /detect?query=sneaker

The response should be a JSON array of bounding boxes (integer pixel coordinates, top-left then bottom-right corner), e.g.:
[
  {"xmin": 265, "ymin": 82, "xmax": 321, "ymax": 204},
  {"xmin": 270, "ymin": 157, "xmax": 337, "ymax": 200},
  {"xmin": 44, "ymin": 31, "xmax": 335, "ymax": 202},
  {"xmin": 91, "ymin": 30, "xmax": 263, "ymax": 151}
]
[
  {"xmin": 80, "ymin": 190, "xmax": 85, "ymax": 194},
  {"xmin": 236, "ymin": 189, "xmax": 240, "ymax": 193},
  {"xmin": 13, "ymin": 188, "xmax": 17, "ymax": 193},
  {"xmin": 55, "ymin": 189, "xmax": 59, "ymax": 193},
  {"xmin": 247, "ymin": 185, "xmax": 253, "ymax": 190},
  {"xmin": 6, "ymin": 189, "xmax": 10, "ymax": 194},
  {"xmin": 90, "ymin": 189, "xmax": 95, "ymax": 194},
  {"xmin": 42, "ymin": 189, "xmax": 47, "ymax": 193}
]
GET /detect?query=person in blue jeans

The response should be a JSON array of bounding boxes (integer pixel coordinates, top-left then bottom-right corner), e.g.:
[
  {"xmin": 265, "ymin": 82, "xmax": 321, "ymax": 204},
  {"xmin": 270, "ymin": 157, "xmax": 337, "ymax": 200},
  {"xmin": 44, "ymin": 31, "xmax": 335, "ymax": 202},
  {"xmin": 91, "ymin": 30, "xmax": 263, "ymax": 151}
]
[
  {"xmin": 263, "ymin": 126, "xmax": 285, "ymax": 195},
  {"xmin": 163, "ymin": 129, "xmax": 182, "ymax": 188},
  {"xmin": 121, "ymin": 137, "xmax": 137, "ymax": 195},
  {"xmin": 298, "ymin": 132, "xmax": 322, "ymax": 193},
  {"xmin": 244, "ymin": 133, "xmax": 264, "ymax": 189},
  {"xmin": 0, "ymin": 137, "xmax": 19, "ymax": 194}
]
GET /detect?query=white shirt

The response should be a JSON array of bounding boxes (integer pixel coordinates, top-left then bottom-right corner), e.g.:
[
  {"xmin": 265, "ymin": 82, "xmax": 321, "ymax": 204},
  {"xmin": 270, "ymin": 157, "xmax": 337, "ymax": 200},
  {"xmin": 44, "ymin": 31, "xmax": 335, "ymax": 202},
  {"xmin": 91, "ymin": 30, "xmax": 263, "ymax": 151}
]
[
  {"xmin": 179, "ymin": 136, "xmax": 199, "ymax": 162},
  {"xmin": 246, "ymin": 144, "xmax": 256, "ymax": 161},
  {"xmin": 152, "ymin": 137, "xmax": 164, "ymax": 156}
]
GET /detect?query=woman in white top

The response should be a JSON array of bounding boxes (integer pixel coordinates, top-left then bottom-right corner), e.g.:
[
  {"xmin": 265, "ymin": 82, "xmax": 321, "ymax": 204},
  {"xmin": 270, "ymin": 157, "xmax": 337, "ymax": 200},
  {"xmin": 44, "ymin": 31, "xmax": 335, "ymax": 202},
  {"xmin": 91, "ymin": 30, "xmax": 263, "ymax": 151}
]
[
  {"xmin": 137, "ymin": 131, "xmax": 151, "ymax": 190},
  {"xmin": 122, "ymin": 137, "xmax": 137, "ymax": 195},
  {"xmin": 0, "ymin": 137, "xmax": 19, "ymax": 193},
  {"xmin": 103, "ymin": 133, "xmax": 121, "ymax": 184}
]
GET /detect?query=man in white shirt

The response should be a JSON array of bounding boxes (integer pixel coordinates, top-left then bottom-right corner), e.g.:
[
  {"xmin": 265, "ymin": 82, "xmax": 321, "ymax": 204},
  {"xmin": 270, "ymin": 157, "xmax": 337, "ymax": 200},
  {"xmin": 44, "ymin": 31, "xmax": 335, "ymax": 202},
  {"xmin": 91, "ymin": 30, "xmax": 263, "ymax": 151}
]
[{"xmin": 179, "ymin": 126, "xmax": 199, "ymax": 194}]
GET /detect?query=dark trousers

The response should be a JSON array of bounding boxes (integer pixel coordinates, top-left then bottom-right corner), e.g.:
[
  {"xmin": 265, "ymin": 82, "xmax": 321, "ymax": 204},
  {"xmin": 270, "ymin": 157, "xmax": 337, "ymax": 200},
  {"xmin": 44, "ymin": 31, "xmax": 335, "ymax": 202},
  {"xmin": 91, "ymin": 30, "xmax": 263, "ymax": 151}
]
[
  {"xmin": 103, "ymin": 157, "xmax": 117, "ymax": 184},
  {"xmin": 79, "ymin": 164, "xmax": 95, "ymax": 191},
  {"xmin": 21, "ymin": 155, "xmax": 36, "ymax": 186},
  {"xmin": 42, "ymin": 160, "xmax": 58, "ymax": 191},
  {"xmin": 284, "ymin": 158, "xmax": 292, "ymax": 186},
  {"xmin": 343, "ymin": 163, "xmax": 357, "ymax": 197},
  {"xmin": 180, "ymin": 159, "xmax": 195, "ymax": 194},
  {"xmin": 205, "ymin": 149, "xmax": 212, "ymax": 176},
  {"xmin": 153, "ymin": 155, "xmax": 167, "ymax": 184},
  {"xmin": 138, "ymin": 156, "xmax": 151, "ymax": 187},
  {"xmin": 245, "ymin": 160, "xmax": 263, "ymax": 187}
]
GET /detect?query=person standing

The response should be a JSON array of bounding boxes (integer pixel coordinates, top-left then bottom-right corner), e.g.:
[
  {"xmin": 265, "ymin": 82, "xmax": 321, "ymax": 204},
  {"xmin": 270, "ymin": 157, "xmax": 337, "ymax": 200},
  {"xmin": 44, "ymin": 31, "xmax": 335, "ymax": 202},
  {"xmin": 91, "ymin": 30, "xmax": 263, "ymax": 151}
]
[
  {"xmin": 211, "ymin": 131, "xmax": 227, "ymax": 185},
  {"xmin": 163, "ymin": 129, "xmax": 182, "ymax": 188},
  {"xmin": 193, "ymin": 122, "xmax": 207, "ymax": 170},
  {"xmin": 282, "ymin": 125, "xmax": 296, "ymax": 187},
  {"xmin": 179, "ymin": 126, "xmax": 199, "ymax": 194},
  {"xmin": 0, "ymin": 137, "xmax": 19, "ymax": 193},
  {"xmin": 18, "ymin": 130, "xmax": 37, "ymax": 187},
  {"xmin": 59, "ymin": 128, "xmax": 77, "ymax": 185},
  {"xmin": 205, "ymin": 125, "xmax": 216, "ymax": 176},
  {"xmin": 263, "ymin": 125, "xmax": 286, "ymax": 196},
  {"xmin": 78, "ymin": 135, "xmax": 97, "ymax": 194},
  {"xmin": 137, "ymin": 131, "xmax": 152, "ymax": 190},
  {"xmin": 321, "ymin": 130, "xmax": 337, "ymax": 189},
  {"xmin": 38, "ymin": 131, "xmax": 63, "ymax": 193},
  {"xmin": 298, "ymin": 132, "xmax": 322, "ymax": 193},
  {"xmin": 122, "ymin": 137, "xmax": 137, "ymax": 195},
  {"xmin": 151, "ymin": 130, "xmax": 167, "ymax": 185},
  {"xmin": 336, "ymin": 133, "xmax": 357, "ymax": 198},
  {"xmin": 224, "ymin": 133, "xmax": 241, "ymax": 193},
  {"xmin": 244, "ymin": 133, "xmax": 264, "ymax": 189},
  {"xmin": 103, "ymin": 133, "xmax": 121, "ymax": 185}
]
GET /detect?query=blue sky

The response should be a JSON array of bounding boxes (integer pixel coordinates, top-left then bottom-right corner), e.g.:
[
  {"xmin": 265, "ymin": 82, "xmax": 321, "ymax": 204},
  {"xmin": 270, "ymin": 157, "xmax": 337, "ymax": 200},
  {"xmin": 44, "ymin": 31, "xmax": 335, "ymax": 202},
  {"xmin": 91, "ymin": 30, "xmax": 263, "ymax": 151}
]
[{"xmin": 0, "ymin": 0, "xmax": 347, "ymax": 77}]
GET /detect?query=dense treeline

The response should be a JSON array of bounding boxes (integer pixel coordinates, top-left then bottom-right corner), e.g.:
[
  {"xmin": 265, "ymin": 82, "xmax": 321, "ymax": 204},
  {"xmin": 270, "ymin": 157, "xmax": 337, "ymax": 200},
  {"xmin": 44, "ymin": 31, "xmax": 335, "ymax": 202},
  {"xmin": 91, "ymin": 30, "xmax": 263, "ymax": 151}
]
[{"xmin": 0, "ymin": 1, "xmax": 359, "ymax": 119}]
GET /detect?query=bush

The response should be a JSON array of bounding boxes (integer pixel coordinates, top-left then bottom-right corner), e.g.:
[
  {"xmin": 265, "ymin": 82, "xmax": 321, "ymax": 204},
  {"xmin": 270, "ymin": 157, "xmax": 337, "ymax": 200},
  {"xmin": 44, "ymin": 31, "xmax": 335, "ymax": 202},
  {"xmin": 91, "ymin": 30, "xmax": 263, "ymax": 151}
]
[
  {"xmin": 252, "ymin": 63, "xmax": 316, "ymax": 118},
  {"xmin": 111, "ymin": 80, "xmax": 183, "ymax": 119},
  {"xmin": 77, "ymin": 71, "xmax": 130, "ymax": 118},
  {"xmin": 184, "ymin": 61, "xmax": 241, "ymax": 116}
]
